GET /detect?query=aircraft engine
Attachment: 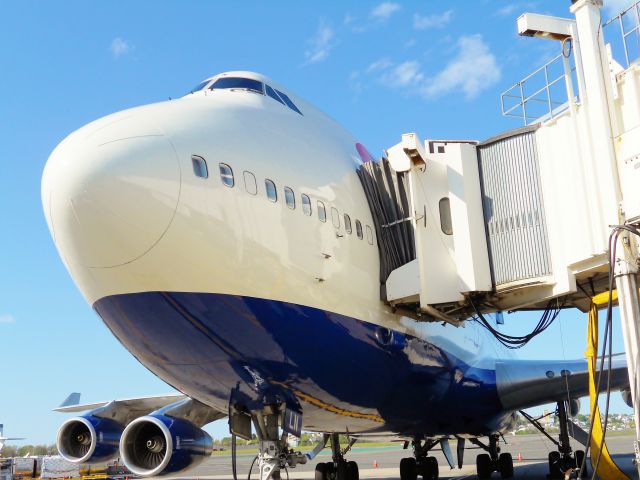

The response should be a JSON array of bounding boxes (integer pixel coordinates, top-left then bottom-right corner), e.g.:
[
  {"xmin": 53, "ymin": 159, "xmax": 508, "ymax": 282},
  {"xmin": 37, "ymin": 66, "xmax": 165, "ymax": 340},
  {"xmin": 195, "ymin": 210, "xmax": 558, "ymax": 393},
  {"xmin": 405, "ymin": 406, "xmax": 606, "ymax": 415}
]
[
  {"xmin": 119, "ymin": 415, "xmax": 212, "ymax": 477},
  {"xmin": 621, "ymin": 388, "xmax": 634, "ymax": 408},
  {"xmin": 57, "ymin": 416, "xmax": 123, "ymax": 464}
]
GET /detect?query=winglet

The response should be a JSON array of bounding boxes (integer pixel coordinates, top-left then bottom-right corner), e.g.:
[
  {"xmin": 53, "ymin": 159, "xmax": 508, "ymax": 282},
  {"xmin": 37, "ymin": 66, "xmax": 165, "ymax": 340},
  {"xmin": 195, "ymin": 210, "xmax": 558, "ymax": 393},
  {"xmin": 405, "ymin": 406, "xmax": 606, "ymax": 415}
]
[{"xmin": 59, "ymin": 392, "xmax": 81, "ymax": 408}]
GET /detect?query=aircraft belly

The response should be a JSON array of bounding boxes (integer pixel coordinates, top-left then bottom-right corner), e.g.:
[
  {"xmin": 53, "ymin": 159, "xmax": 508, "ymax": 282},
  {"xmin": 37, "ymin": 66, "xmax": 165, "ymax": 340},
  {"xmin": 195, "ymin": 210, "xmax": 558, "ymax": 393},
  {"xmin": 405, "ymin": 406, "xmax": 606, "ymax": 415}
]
[{"xmin": 94, "ymin": 291, "xmax": 506, "ymax": 437}]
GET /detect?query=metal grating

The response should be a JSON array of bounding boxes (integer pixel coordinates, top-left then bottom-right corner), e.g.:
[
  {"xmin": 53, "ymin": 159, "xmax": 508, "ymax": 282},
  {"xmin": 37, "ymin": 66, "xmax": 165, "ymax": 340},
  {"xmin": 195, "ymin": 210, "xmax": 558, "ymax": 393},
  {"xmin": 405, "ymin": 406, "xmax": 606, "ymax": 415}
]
[{"xmin": 477, "ymin": 126, "xmax": 552, "ymax": 287}]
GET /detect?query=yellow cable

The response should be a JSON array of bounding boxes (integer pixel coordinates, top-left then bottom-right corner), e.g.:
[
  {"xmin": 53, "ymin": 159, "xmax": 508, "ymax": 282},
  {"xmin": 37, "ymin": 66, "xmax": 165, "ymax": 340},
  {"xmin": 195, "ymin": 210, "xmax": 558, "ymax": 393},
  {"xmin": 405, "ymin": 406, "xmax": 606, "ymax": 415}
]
[{"xmin": 586, "ymin": 291, "xmax": 630, "ymax": 479}]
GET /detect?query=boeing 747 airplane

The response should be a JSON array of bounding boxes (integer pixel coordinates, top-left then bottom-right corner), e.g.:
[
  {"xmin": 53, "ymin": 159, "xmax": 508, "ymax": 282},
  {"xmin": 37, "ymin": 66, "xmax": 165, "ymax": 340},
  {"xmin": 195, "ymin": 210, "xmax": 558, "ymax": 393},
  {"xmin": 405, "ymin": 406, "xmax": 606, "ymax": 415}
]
[{"xmin": 43, "ymin": 71, "xmax": 629, "ymax": 480}]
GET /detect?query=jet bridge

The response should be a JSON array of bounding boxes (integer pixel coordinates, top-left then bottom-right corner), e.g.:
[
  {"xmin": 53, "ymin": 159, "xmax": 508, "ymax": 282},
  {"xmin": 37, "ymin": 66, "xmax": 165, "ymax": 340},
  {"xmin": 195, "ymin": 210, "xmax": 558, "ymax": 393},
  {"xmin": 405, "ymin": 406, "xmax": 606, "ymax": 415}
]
[{"xmin": 359, "ymin": 0, "xmax": 640, "ymax": 323}]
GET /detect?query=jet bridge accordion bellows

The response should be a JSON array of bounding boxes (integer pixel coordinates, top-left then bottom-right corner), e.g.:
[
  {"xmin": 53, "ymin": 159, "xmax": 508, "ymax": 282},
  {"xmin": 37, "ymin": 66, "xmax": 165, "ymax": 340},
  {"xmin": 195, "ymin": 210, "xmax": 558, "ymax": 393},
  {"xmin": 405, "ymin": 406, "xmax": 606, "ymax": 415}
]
[
  {"xmin": 357, "ymin": 158, "xmax": 416, "ymax": 300},
  {"xmin": 476, "ymin": 125, "xmax": 553, "ymax": 287}
]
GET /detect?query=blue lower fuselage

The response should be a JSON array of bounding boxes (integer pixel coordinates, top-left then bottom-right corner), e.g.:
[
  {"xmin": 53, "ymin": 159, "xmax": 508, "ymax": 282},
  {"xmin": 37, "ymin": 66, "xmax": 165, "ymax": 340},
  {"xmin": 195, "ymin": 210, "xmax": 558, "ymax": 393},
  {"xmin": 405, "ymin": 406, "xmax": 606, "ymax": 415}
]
[{"xmin": 94, "ymin": 292, "xmax": 514, "ymax": 438}]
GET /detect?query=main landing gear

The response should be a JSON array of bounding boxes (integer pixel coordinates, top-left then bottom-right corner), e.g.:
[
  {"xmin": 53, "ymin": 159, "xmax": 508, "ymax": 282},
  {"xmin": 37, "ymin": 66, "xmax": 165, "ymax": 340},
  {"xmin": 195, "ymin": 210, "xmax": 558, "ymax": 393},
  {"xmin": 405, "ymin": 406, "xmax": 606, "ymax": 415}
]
[
  {"xmin": 520, "ymin": 401, "xmax": 587, "ymax": 479},
  {"xmin": 399, "ymin": 439, "xmax": 440, "ymax": 480},
  {"xmin": 314, "ymin": 433, "xmax": 359, "ymax": 480},
  {"xmin": 231, "ymin": 404, "xmax": 306, "ymax": 480},
  {"xmin": 469, "ymin": 434, "xmax": 513, "ymax": 479}
]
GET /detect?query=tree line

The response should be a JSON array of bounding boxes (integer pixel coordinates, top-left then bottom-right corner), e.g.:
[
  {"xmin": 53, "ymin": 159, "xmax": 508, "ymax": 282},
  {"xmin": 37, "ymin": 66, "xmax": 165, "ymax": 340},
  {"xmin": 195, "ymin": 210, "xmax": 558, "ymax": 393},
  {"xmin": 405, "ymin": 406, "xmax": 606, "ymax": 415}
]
[{"xmin": 1, "ymin": 444, "xmax": 58, "ymax": 457}]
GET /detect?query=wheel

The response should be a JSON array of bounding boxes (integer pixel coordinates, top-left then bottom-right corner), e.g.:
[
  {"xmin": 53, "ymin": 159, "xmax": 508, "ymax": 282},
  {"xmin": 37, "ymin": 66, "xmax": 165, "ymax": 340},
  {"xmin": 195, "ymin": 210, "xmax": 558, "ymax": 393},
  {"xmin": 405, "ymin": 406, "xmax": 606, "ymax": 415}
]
[
  {"xmin": 400, "ymin": 457, "xmax": 417, "ymax": 480},
  {"xmin": 498, "ymin": 452, "xmax": 513, "ymax": 478},
  {"xmin": 548, "ymin": 451, "xmax": 561, "ymax": 478},
  {"xmin": 315, "ymin": 462, "xmax": 328, "ymax": 480},
  {"xmin": 336, "ymin": 461, "xmax": 347, "ymax": 480},
  {"xmin": 476, "ymin": 453, "xmax": 492, "ymax": 480},
  {"xmin": 346, "ymin": 461, "xmax": 359, "ymax": 480},
  {"xmin": 574, "ymin": 450, "xmax": 587, "ymax": 478},
  {"xmin": 428, "ymin": 457, "xmax": 439, "ymax": 479},
  {"xmin": 417, "ymin": 459, "xmax": 432, "ymax": 480}
]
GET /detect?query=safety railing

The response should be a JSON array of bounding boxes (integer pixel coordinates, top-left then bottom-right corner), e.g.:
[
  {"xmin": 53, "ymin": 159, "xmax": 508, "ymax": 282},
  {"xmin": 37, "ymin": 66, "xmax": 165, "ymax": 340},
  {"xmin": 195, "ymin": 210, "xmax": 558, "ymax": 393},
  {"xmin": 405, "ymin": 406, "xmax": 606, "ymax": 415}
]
[
  {"xmin": 603, "ymin": 0, "xmax": 640, "ymax": 69},
  {"xmin": 500, "ymin": 48, "xmax": 578, "ymax": 126}
]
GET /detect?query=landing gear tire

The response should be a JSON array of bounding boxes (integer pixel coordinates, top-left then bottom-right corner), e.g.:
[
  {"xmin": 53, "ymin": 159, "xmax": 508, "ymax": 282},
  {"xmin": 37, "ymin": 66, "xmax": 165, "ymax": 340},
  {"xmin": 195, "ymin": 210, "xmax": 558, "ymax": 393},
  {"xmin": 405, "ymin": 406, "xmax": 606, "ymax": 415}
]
[
  {"xmin": 400, "ymin": 457, "xmax": 418, "ymax": 480},
  {"xmin": 575, "ymin": 450, "xmax": 587, "ymax": 478},
  {"xmin": 498, "ymin": 452, "xmax": 513, "ymax": 478},
  {"xmin": 423, "ymin": 456, "xmax": 439, "ymax": 480},
  {"xmin": 335, "ymin": 460, "xmax": 348, "ymax": 480},
  {"xmin": 476, "ymin": 453, "xmax": 492, "ymax": 480},
  {"xmin": 315, "ymin": 463, "xmax": 328, "ymax": 480},
  {"xmin": 548, "ymin": 451, "xmax": 561, "ymax": 477},
  {"xmin": 346, "ymin": 461, "xmax": 359, "ymax": 480}
]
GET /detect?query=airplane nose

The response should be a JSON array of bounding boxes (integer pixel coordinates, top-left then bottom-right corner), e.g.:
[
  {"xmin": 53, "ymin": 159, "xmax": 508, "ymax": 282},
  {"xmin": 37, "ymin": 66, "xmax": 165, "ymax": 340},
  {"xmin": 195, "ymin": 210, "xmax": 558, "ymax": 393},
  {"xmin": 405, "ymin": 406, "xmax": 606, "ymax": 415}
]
[{"xmin": 42, "ymin": 117, "xmax": 181, "ymax": 268}]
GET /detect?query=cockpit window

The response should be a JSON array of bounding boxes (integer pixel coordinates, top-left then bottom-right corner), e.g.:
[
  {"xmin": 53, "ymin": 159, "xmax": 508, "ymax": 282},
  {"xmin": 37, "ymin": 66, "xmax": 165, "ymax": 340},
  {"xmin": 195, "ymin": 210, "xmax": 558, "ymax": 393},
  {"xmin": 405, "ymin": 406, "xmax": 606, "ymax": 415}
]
[
  {"xmin": 211, "ymin": 77, "xmax": 264, "ymax": 94},
  {"xmin": 189, "ymin": 80, "xmax": 210, "ymax": 94},
  {"xmin": 265, "ymin": 85, "xmax": 285, "ymax": 105},
  {"xmin": 274, "ymin": 89, "xmax": 303, "ymax": 115}
]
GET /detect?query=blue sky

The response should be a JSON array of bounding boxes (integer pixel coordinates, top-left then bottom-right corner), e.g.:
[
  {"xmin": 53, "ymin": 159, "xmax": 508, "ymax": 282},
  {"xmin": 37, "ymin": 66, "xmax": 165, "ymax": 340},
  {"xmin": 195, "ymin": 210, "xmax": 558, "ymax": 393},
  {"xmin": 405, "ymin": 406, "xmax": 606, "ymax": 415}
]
[{"xmin": 0, "ymin": 1, "xmax": 634, "ymax": 445}]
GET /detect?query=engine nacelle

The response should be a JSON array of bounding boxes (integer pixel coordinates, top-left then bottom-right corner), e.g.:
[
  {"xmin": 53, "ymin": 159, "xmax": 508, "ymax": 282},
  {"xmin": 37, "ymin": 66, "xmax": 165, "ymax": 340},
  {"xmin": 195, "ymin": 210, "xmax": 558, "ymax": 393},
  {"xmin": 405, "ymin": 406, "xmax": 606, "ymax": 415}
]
[
  {"xmin": 57, "ymin": 416, "xmax": 123, "ymax": 464},
  {"xmin": 622, "ymin": 388, "xmax": 634, "ymax": 408},
  {"xmin": 119, "ymin": 415, "xmax": 213, "ymax": 477}
]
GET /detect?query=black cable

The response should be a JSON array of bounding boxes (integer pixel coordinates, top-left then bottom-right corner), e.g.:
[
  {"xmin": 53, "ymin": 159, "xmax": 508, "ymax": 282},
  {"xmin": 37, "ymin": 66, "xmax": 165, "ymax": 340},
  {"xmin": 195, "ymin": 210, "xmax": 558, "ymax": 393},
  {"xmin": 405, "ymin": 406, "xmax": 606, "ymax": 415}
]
[
  {"xmin": 232, "ymin": 434, "xmax": 238, "ymax": 480},
  {"xmin": 247, "ymin": 455, "xmax": 258, "ymax": 480},
  {"xmin": 470, "ymin": 297, "xmax": 563, "ymax": 349}
]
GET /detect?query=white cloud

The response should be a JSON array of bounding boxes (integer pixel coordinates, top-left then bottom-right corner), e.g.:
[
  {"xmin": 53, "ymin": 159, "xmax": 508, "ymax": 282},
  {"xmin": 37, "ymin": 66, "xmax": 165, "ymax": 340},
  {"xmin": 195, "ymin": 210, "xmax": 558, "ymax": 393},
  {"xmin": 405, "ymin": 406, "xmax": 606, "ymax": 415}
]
[
  {"xmin": 110, "ymin": 37, "xmax": 131, "ymax": 58},
  {"xmin": 304, "ymin": 21, "xmax": 335, "ymax": 64},
  {"xmin": 0, "ymin": 314, "xmax": 15, "ymax": 324},
  {"xmin": 413, "ymin": 10, "xmax": 454, "ymax": 30},
  {"xmin": 421, "ymin": 34, "xmax": 501, "ymax": 99},
  {"xmin": 495, "ymin": 4, "xmax": 519, "ymax": 17},
  {"xmin": 370, "ymin": 2, "xmax": 401, "ymax": 21},
  {"xmin": 381, "ymin": 61, "xmax": 424, "ymax": 88},
  {"xmin": 367, "ymin": 58, "xmax": 393, "ymax": 73}
]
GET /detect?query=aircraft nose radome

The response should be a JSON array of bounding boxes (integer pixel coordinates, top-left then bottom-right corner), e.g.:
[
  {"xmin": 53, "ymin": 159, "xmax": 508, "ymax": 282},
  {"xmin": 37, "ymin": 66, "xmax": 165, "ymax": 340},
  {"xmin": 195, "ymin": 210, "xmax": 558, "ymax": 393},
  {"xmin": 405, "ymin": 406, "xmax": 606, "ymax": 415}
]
[{"xmin": 42, "ymin": 118, "xmax": 181, "ymax": 268}]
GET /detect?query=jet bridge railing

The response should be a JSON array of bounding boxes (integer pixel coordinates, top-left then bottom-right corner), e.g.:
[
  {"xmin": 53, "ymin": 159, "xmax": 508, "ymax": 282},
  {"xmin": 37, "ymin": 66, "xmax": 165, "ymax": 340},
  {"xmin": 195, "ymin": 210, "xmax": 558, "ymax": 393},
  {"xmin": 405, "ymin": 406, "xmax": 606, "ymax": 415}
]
[
  {"xmin": 500, "ymin": 48, "xmax": 579, "ymax": 126},
  {"xmin": 603, "ymin": 0, "xmax": 640, "ymax": 69}
]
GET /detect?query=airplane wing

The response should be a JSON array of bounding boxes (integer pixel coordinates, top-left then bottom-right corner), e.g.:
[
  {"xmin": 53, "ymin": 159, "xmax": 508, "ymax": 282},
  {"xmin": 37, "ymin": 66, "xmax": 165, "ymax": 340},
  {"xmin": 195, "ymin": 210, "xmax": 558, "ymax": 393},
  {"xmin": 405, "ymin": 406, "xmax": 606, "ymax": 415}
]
[
  {"xmin": 53, "ymin": 393, "xmax": 225, "ymax": 426},
  {"xmin": 495, "ymin": 353, "xmax": 628, "ymax": 411}
]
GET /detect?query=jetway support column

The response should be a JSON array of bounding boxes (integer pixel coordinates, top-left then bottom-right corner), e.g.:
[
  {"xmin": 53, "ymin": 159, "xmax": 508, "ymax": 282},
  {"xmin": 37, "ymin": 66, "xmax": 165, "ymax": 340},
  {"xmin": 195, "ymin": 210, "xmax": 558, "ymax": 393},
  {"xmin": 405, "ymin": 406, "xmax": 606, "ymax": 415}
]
[{"xmin": 616, "ymin": 264, "xmax": 640, "ymax": 474}]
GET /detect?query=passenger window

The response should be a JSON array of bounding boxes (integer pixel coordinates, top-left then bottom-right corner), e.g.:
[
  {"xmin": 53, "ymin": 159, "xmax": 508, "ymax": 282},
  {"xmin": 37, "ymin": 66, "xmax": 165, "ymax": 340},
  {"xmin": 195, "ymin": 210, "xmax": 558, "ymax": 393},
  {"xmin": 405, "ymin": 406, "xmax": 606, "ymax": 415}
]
[
  {"xmin": 331, "ymin": 208, "xmax": 340, "ymax": 228},
  {"xmin": 265, "ymin": 179, "xmax": 277, "ymax": 202},
  {"xmin": 439, "ymin": 197, "xmax": 453, "ymax": 235},
  {"xmin": 244, "ymin": 171, "xmax": 257, "ymax": 195},
  {"xmin": 366, "ymin": 225, "xmax": 374, "ymax": 245},
  {"xmin": 284, "ymin": 187, "xmax": 295, "ymax": 209},
  {"xmin": 356, "ymin": 220, "xmax": 363, "ymax": 239},
  {"xmin": 219, "ymin": 163, "xmax": 234, "ymax": 187},
  {"xmin": 191, "ymin": 155, "xmax": 208, "ymax": 179},
  {"xmin": 275, "ymin": 89, "xmax": 303, "ymax": 115},
  {"xmin": 266, "ymin": 85, "xmax": 285, "ymax": 105},
  {"xmin": 301, "ymin": 194, "xmax": 312, "ymax": 216},
  {"xmin": 317, "ymin": 201, "xmax": 327, "ymax": 222},
  {"xmin": 344, "ymin": 214, "xmax": 352, "ymax": 234}
]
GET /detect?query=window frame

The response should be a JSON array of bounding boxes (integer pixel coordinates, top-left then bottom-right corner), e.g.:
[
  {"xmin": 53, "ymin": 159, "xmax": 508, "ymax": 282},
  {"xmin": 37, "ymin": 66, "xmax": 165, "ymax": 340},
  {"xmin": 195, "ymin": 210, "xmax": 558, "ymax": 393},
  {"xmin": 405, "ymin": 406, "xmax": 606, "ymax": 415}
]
[
  {"xmin": 265, "ymin": 179, "xmax": 278, "ymax": 202},
  {"xmin": 317, "ymin": 201, "xmax": 327, "ymax": 222},
  {"xmin": 243, "ymin": 171, "xmax": 257, "ymax": 195},
  {"xmin": 439, "ymin": 197, "xmax": 453, "ymax": 235},
  {"xmin": 355, "ymin": 220, "xmax": 363, "ymax": 239},
  {"xmin": 218, "ymin": 163, "xmax": 234, "ymax": 187},
  {"xmin": 344, "ymin": 214, "xmax": 352, "ymax": 234},
  {"xmin": 191, "ymin": 155, "xmax": 208, "ymax": 179},
  {"xmin": 301, "ymin": 194, "xmax": 312, "ymax": 216},
  {"xmin": 366, "ymin": 225, "xmax": 374, "ymax": 245},
  {"xmin": 284, "ymin": 186, "xmax": 296, "ymax": 210}
]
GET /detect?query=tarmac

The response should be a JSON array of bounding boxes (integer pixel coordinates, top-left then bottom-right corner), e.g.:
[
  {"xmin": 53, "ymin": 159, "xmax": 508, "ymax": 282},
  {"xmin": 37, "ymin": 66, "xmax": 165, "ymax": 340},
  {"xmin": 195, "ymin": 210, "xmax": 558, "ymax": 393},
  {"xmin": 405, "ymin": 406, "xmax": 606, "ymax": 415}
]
[{"xmin": 177, "ymin": 433, "xmax": 638, "ymax": 480}]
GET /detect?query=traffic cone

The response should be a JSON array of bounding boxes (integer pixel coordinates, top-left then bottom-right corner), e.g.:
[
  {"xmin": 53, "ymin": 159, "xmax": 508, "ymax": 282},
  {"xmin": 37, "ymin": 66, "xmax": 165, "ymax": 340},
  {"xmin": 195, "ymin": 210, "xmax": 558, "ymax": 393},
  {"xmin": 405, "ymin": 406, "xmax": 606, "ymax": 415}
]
[
  {"xmin": 373, "ymin": 460, "xmax": 378, "ymax": 468},
  {"xmin": 517, "ymin": 453, "xmax": 522, "ymax": 462}
]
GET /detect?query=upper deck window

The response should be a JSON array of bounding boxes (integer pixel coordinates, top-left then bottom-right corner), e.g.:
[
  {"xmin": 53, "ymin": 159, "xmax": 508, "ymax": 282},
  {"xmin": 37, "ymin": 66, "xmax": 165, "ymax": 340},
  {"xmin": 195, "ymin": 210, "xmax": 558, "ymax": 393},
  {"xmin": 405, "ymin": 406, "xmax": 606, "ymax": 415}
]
[
  {"xmin": 301, "ymin": 194, "xmax": 312, "ymax": 216},
  {"xmin": 191, "ymin": 155, "xmax": 208, "ymax": 178},
  {"xmin": 284, "ymin": 187, "xmax": 296, "ymax": 209},
  {"xmin": 211, "ymin": 77, "xmax": 264, "ymax": 95},
  {"xmin": 219, "ymin": 163, "xmax": 234, "ymax": 187},
  {"xmin": 274, "ymin": 89, "xmax": 303, "ymax": 115},
  {"xmin": 265, "ymin": 179, "xmax": 277, "ymax": 202}
]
